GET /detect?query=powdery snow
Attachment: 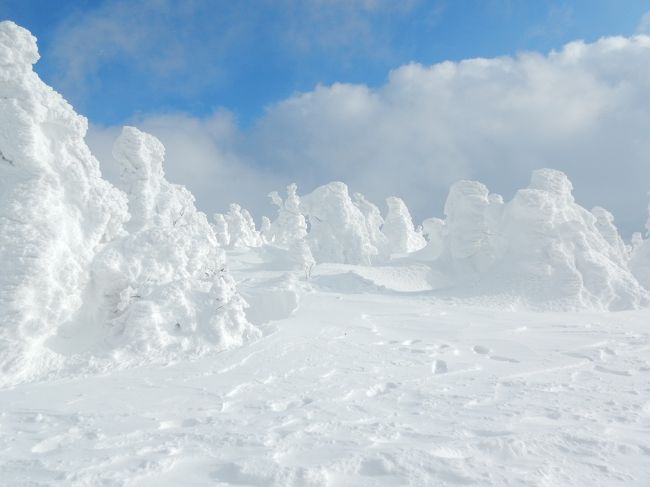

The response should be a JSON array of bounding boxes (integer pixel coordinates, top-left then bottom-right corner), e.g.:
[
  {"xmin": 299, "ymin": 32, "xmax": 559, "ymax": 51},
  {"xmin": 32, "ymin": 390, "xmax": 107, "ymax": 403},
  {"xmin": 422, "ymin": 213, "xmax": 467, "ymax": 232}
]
[{"xmin": 2, "ymin": 250, "xmax": 650, "ymax": 486}]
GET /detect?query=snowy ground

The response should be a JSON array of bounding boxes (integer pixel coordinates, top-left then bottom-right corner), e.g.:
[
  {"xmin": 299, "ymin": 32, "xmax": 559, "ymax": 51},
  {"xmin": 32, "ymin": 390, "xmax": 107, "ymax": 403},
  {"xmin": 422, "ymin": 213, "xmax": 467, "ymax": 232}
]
[{"xmin": 2, "ymin": 250, "xmax": 650, "ymax": 486}]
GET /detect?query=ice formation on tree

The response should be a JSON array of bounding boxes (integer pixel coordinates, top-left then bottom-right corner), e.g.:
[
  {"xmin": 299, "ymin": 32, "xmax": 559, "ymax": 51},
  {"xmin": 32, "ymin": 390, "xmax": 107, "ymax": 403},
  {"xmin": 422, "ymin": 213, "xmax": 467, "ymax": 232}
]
[
  {"xmin": 214, "ymin": 203, "xmax": 262, "ymax": 248},
  {"xmin": 268, "ymin": 184, "xmax": 307, "ymax": 246},
  {"xmin": 429, "ymin": 169, "xmax": 649, "ymax": 310},
  {"xmin": 300, "ymin": 182, "xmax": 379, "ymax": 265},
  {"xmin": 0, "ymin": 22, "xmax": 257, "ymax": 384},
  {"xmin": 382, "ymin": 196, "xmax": 426, "ymax": 255},
  {"xmin": 353, "ymin": 192, "xmax": 390, "ymax": 261},
  {"xmin": 266, "ymin": 184, "xmax": 315, "ymax": 273},
  {"xmin": 74, "ymin": 127, "xmax": 259, "ymax": 359},
  {"xmin": 629, "ymin": 207, "xmax": 650, "ymax": 289},
  {"xmin": 0, "ymin": 22, "xmax": 129, "ymax": 383},
  {"xmin": 212, "ymin": 212, "xmax": 230, "ymax": 247},
  {"xmin": 440, "ymin": 180, "xmax": 501, "ymax": 273},
  {"xmin": 413, "ymin": 217, "xmax": 446, "ymax": 261}
]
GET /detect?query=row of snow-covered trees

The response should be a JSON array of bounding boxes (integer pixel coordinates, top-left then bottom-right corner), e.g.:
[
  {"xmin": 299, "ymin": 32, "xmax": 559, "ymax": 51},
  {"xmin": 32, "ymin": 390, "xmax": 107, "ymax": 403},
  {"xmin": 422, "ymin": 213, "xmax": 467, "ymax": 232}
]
[
  {"xmin": 212, "ymin": 182, "xmax": 427, "ymax": 271},
  {"xmin": 213, "ymin": 169, "xmax": 650, "ymax": 312}
]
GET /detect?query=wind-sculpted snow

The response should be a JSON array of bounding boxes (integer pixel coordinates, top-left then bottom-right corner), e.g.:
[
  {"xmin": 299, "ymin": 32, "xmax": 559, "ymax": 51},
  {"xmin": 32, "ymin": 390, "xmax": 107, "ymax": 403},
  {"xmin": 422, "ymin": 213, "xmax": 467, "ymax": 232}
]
[{"xmin": 0, "ymin": 23, "xmax": 256, "ymax": 385}]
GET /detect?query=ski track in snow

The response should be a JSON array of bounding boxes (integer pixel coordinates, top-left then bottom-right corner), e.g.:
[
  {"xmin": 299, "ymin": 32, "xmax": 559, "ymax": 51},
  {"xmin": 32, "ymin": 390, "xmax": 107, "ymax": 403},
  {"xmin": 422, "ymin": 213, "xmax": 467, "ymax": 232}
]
[{"xmin": 2, "ymin": 254, "xmax": 650, "ymax": 486}]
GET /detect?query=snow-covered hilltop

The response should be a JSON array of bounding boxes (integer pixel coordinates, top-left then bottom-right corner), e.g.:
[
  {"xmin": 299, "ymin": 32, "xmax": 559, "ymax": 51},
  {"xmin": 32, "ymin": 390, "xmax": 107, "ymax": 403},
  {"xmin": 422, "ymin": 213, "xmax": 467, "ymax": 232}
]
[{"xmin": 2, "ymin": 20, "xmax": 650, "ymax": 387}]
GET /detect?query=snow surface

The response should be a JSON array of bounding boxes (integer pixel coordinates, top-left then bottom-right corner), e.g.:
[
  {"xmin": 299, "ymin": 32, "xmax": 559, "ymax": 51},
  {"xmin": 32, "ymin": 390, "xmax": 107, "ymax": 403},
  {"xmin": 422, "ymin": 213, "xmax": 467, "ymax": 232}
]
[
  {"xmin": 2, "ymin": 20, "xmax": 650, "ymax": 486},
  {"xmin": 2, "ymin": 249, "xmax": 650, "ymax": 486}
]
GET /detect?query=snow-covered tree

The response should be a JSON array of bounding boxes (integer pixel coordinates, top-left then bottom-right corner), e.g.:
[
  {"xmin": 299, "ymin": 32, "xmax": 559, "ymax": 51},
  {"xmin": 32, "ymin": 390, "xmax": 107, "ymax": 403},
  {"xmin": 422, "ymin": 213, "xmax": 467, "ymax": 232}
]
[
  {"xmin": 0, "ymin": 21, "xmax": 128, "ymax": 384},
  {"xmin": 259, "ymin": 216, "xmax": 272, "ymax": 243},
  {"xmin": 353, "ymin": 192, "xmax": 390, "ymax": 262},
  {"xmin": 433, "ymin": 169, "xmax": 648, "ymax": 310},
  {"xmin": 300, "ymin": 182, "xmax": 378, "ymax": 265},
  {"xmin": 216, "ymin": 203, "xmax": 263, "ymax": 249},
  {"xmin": 267, "ymin": 184, "xmax": 314, "ymax": 275},
  {"xmin": 212, "ymin": 213, "xmax": 230, "ymax": 247},
  {"xmin": 88, "ymin": 126, "xmax": 259, "ymax": 356},
  {"xmin": 268, "ymin": 183, "xmax": 309, "ymax": 246},
  {"xmin": 382, "ymin": 196, "xmax": 426, "ymax": 255},
  {"xmin": 442, "ymin": 180, "xmax": 499, "ymax": 272}
]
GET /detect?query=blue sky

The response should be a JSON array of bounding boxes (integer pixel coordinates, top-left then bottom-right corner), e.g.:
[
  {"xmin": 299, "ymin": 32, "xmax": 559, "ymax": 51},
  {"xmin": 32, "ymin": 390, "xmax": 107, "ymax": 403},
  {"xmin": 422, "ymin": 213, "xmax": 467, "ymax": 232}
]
[
  {"xmin": 2, "ymin": 0, "xmax": 649, "ymax": 126},
  {"xmin": 3, "ymin": 1, "xmax": 650, "ymax": 235}
]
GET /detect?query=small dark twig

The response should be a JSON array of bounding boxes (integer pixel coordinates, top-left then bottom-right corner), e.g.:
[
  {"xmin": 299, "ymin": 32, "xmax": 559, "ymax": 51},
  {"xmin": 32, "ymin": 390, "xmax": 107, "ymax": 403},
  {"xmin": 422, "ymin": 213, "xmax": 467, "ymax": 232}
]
[{"xmin": 0, "ymin": 149, "xmax": 14, "ymax": 166}]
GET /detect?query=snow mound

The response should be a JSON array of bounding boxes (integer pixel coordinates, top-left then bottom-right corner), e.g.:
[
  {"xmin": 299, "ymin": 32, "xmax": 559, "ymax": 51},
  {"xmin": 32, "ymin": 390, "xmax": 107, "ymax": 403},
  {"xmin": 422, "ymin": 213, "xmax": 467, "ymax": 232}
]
[{"xmin": 426, "ymin": 169, "xmax": 650, "ymax": 310}]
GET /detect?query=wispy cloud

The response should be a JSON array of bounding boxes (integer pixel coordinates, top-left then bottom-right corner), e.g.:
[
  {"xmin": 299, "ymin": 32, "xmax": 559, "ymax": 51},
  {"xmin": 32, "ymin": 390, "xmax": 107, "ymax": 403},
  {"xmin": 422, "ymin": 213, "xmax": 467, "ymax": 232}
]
[
  {"xmin": 47, "ymin": 0, "xmax": 240, "ymax": 100},
  {"xmin": 637, "ymin": 10, "xmax": 650, "ymax": 33},
  {"xmin": 46, "ymin": 0, "xmax": 433, "ymax": 109},
  {"xmin": 527, "ymin": 3, "xmax": 574, "ymax": 41}
]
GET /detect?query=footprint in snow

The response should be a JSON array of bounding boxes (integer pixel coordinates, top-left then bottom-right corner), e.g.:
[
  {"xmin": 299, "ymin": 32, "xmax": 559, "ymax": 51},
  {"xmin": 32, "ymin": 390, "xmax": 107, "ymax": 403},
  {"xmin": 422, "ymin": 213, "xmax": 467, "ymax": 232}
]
[
  {"xmin": 472, "ymin": 345, "xmax": 490, "ymax": 355},
  {"xmin": 432, "ymin": 360, "xmax": 448, "ymax": 374}
]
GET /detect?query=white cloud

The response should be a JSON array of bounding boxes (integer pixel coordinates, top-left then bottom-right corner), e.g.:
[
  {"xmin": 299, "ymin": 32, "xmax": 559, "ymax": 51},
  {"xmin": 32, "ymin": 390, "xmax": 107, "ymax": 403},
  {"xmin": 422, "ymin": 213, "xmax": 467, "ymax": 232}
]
[
  {"xmin": 88, "ymin": 111, "xmax": 283, "ymax": 220},
  {"xmin": 88, "ymin": 34, "xmax": 650, "ymax": 236},
  {"xmin": 637, "ymin": 10, "xmax": 650, "ymax": 34}
]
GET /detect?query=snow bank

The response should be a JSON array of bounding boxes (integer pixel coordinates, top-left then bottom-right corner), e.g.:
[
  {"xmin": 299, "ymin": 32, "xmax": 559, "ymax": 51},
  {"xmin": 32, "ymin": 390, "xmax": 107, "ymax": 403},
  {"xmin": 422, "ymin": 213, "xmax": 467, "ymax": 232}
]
[
  {"xmin": 427, "ymin": 169, "xmax": 649, "ymax": 310},
  {"xmin": 0, "ymin": 23, "xmax": 257, "ymax": 385}
]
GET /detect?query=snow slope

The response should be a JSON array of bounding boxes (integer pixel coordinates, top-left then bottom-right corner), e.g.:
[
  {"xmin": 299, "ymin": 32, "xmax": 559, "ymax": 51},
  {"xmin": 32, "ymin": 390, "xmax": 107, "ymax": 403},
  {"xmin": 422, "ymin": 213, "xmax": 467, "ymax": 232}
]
[{"xmin": 2, "ymin": 250, "xmax": 649, "ymax": 486}]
